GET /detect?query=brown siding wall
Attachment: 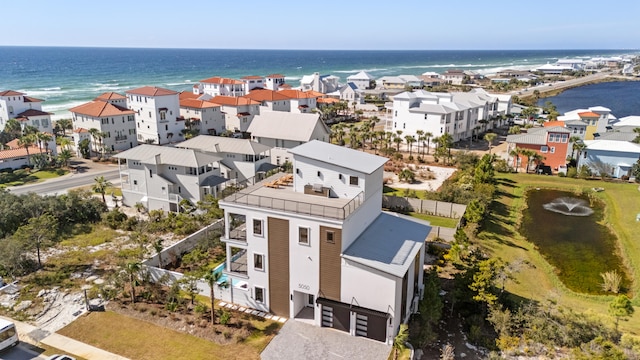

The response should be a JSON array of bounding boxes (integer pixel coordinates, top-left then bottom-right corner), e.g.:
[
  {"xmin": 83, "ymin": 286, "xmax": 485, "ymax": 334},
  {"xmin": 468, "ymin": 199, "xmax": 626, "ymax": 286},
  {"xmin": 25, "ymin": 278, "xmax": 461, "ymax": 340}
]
[
  {"xmin": 319, "ymin": 226, "xmax": 342, "ymax": 301},
  {"xmin": 268, "ymin": 217, "xmax": 290, "ymax": 317}
]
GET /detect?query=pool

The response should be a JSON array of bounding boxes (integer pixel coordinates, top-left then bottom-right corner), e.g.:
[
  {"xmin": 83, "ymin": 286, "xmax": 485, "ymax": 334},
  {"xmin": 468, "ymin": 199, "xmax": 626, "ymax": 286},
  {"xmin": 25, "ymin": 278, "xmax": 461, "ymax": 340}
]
[{"xmin": 212, "ymin": 263, "xmax": 242, "ymax": 287}]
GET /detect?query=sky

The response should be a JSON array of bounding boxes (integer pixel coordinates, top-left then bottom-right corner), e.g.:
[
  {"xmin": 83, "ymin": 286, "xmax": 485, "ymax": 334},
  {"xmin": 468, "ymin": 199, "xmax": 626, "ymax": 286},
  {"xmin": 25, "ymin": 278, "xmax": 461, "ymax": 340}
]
[{"xmin": 2, "ymin": 0, "xmax": 638, "ymax": 50}]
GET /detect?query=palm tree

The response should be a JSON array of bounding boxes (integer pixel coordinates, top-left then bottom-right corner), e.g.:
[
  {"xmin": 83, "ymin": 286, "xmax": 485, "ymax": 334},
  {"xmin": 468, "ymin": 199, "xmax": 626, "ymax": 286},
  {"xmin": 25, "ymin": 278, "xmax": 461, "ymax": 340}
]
[
  {"xmin": 56, "ymin": 119, "xmax": 72, "ymax": 136},
  {"xmin": 509, "ymin": 147, "xmax": 521, "ymax": 172},
  {"xmin": 484, "ymin": 133, "xmax": 498, "ymax": 154},
  {"xmin": 569, "ymin": 136, "xmax": 581, "ymax": 159},
  {"xmin": 88, "ymin": 128, "xmax": 101, "ymax": 155},
  {"xmin": 59, "ymin": 137, "xmax": 72, "ymax": 151},
  {"xmin": 520, "ymin": 149, "xmax": 536, "ymax": 173},
  {"xmin": 393, "ymin": 135, "xmax": 403, "ymax": 152},
  {"xmin": 404, "ymin": 135, "xmax": 416, "ymax": 158},
  {"xmin": 203, "ymin": 271, "xmax": 222, "ymax": 325},
  {"xmin": 125, "ymin": 261, "xmax": 142, "ymax": 303},
  {"xmin": 37, "ymin": 132, "xmax": 53, "ymax": 157},
  {"xmin": 153, "ymin": 239, "xmax": 164, "ymax": 268},
  {"xmin": 393, "ymin": 324, "xmax": 409, "ymax": 360},
  {"xmin": 92, "ymin": 175, "xmax": 113, "ymax": 203},
  {"xmin": 57, "ymin": 149, "xmax": 72, "ymax": 168},
  {"xmin": 18, "ymin": 133, "xmax": 36, "ymax": 164},
  {"xmin": 415, "ymin": 130, "xmax": 424, "ymax": 158},
  {"xmin": 424, "ymin": 131, "xmax": 433, "ymax": 155}
]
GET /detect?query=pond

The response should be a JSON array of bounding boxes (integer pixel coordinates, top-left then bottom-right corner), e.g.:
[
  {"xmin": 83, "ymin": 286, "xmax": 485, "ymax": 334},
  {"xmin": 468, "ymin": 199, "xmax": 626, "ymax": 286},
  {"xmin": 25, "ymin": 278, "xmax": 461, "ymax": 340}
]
[{"xmin": 519, "ymin": 189, "xmax": 629, "ymax": 294}]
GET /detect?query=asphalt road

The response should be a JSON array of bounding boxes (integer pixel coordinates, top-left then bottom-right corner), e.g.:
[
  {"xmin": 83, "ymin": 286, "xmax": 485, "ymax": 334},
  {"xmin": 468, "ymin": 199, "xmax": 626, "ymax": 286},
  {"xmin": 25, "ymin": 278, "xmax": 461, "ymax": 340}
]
[
  {"xmin": 512, "ymin": 70, "xmax": 614, "ymax": 98},
  {"xmin": 7, "ymin": 168, "xmax": 120, "ymax": 196},
  {"xmin": 1, "ymin": 342, "xmax": 48, "ymax": 360}
]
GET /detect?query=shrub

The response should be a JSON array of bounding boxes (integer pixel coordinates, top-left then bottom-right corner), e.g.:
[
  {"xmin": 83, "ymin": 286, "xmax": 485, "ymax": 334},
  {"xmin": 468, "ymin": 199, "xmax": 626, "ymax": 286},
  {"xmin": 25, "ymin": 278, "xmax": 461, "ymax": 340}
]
[
  {"xmin": 219, "ymin": 310, "xmax": 231, "ymax": 325},
  {"xmin": 566, "ymin": 166, "xmax": 578, "ymax": 178}
]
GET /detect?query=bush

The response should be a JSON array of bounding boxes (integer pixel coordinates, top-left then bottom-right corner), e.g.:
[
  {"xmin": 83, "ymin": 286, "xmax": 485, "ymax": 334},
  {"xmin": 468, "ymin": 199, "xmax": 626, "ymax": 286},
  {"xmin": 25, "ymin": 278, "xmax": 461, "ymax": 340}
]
[
  {"xmin": 219, "ymin": 310, "xmax": 231, "ymax": 325},
  {"xmin": 566, "ymin": 166, "xmax": 578, "ymax": 178}
]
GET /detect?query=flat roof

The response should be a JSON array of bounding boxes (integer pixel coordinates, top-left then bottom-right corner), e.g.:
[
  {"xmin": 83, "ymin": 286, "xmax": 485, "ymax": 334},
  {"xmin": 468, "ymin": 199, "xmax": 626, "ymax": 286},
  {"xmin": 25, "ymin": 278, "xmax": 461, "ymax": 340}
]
[
  {"xmin": 342, "ymin": 212, "xmax": 430, "ymax": 278},
  {"xmin": 289, "ymin": 140, "xmax": 388, "ymax": 175}
]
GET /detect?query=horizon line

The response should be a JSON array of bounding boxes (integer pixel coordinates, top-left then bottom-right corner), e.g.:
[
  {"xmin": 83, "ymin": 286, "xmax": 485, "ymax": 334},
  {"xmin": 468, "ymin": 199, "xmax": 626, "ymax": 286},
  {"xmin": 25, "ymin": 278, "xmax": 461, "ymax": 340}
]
[{"xmin": 0, "ymin": 45, "xmax": 638, "ymax": 52}]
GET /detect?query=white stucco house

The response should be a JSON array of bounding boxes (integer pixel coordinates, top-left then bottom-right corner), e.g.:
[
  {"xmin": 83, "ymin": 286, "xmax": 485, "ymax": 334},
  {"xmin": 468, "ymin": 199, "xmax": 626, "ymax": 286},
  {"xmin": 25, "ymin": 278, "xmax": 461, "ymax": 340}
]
[
  {"xmin": 197, "ymin": 76, "xmax": 246, "ymax": 97},
  {"xmin": 70, "ymin": 92, "xmax": 138, "ymax": 154},
  {"xmin": 178, "ymin": 92, "xmax": 225, "ymax": 136},
  {"xmin": 209, "ymin": 96, "xmax": 261, "ymax": 134},
  {"xmin": 115, "ymin": 144, "xmax": 225, "ymax": 212},
  {"xmin": 0, "ymin": 90, "xmax": 46, "ymax": 130},
  {"xmin": 278, "ymin": 90, "xmax": 318, "ymax": 114},
  {"xmin": 300, "ymin": 73, "xmax": 340, "ymax": 94},
  {"xmin": 243, "ymin": 89, "xmax": 291, "ymax": 112},
  {"xmin": 126, "ymin": 86, "xmax": 184, "ymax": 145},
  {"xmin": 247, "ymin": 111, "xmax": 331, "ymax": 165},
  {"xmin": 578, "ymin": 140, "xmax": 640, "ymax": 178},
  {"xmin": 217, "ymin": 140, "xmax": 430, "ymax": 344}
]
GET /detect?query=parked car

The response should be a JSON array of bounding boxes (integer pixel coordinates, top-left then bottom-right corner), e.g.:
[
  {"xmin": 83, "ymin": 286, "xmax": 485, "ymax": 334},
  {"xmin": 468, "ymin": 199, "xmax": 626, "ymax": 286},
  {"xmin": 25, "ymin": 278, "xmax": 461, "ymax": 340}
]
[
  {"xmin": 47, "ymin": 355, "xmax": 76, "ymax": 360},
  {"xmin": 535, "ymin": 165, "xmax": 552, "ymax": 175}
]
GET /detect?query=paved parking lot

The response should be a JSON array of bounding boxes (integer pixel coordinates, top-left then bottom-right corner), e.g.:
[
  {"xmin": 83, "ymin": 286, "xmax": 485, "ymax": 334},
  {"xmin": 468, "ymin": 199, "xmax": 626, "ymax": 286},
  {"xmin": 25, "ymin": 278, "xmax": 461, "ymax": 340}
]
[{"xmin": 261, "ymin": 320, "xmax": 391, "ymax": 360}]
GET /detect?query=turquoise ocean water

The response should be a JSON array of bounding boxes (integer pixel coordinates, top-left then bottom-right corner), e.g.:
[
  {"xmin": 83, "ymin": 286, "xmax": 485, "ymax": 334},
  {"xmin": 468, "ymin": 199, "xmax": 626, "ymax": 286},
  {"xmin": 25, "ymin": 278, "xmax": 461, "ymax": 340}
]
[{"xmin": 0, "ymin": 47, "xmax": 636, "ymax": 120}]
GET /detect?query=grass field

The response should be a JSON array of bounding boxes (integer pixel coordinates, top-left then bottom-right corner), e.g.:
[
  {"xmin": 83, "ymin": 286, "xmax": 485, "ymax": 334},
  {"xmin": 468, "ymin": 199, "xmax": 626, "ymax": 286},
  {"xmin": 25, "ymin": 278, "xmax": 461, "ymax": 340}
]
[
  {"xmin": 409, "ymin": 212, "xmax": 459, "ymax": 228},
  {"xmin": 480, "ymin": 173, "xmax": 640, "ymax": 334},
  {"xmin": 58, "ymin": 311, "xmax": 278, "ymax": 360}
]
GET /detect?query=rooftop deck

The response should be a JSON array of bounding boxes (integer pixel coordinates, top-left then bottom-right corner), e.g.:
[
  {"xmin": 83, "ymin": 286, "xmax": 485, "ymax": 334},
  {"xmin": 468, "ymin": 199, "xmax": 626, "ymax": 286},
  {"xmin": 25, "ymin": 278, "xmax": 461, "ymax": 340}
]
[{"xmin": 221, "ymin": 173, "xmax": 363, "ymax": 220}]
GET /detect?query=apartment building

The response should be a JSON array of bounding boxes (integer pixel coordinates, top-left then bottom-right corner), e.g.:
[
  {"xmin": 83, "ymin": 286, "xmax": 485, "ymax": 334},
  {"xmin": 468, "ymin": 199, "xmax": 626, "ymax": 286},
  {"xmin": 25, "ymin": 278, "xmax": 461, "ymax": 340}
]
[
  {"xmin": 217, "ymin": 140, "xmax": 430, "ymax": 343},
  {"xmin": 126, "ymin": 86, "xmax": 184, "ymax": 145}
]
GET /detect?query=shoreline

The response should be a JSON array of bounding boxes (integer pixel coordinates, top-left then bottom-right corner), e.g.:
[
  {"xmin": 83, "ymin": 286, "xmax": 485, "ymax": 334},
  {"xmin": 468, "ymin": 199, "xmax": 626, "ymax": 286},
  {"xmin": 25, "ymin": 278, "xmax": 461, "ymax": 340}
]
[{"xmin": 516, "ymin": 71, "xmax": 640, "ymax": 103}]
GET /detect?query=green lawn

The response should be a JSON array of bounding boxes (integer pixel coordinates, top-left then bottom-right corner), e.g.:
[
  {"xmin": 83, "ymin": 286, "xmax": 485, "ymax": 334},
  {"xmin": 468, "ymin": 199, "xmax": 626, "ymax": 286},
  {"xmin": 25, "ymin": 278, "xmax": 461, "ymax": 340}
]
[
  {"xmin": 383, "ymin": 186, "xmax": 427, "ymax": 199},
  {"xmin": 58, "ymin": 311, "xmax": 279, "ymax": 360},
  {"xmin": 409, "ymin": 212, "xmax": 459, "ymax": 228},
  {"xmin": 480, "ymin": 173, "xmax": 640, "ymax": 334},
  {"xmin": 0, "ymin": 169, "xmax": 66, "ymax": 187}
]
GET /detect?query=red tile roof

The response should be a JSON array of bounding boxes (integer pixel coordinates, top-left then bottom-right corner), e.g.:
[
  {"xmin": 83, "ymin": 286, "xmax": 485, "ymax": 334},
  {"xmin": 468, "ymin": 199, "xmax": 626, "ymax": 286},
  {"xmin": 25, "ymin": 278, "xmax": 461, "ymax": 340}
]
[
  {"xmin": 0, "ymin": 90, "xmax": 25, "ymax": 97},
  {"xmin": 242, "ymin": 75, "xmax": 264, "ymax": 80},
  {"xmin": 317, "ymin": 97, "xmax": 340, "ymax": 104},
  {"xmin": 578, "ymin": 111, "xmax": 600, "ymax": 118},
  {"xmin": 179, "ymin": 91, "xmax": 200, "ymax": 100},
  {"xmin": 74, "ymin": 127, "xmax": 89, "ymax": 133},
  {"xmin": 210, "ymin": 96, "xmax": 260, "ymax": 107},
  {"xmin": 243, "ymin": 89, "xmax": 290, "ymax": 102},
  {"xmin": 266, "ymin": 74, "xmax": 285, "ymax": 78},
  {"xmin": 543, "ymin": 121, "xmax": 565, "ymax": 128},
  {"xmin": 70, "ymin": 101, "xmax": 135, "ymax": 117},
  {"xmin": 279, "ymin": 84, "xmax": 293, "ymax": 89},
  {"xmin": 24, "ymin": 96, "xmax": 44, "ymax": 102},
  {"xmin": 6, "ymin": 139, "xmax": 20, "ymax": 149},
  {"xmin": 17, "ymin": 109, "xmax": 51, "ymax": 117},
  {"xmin": 199, "ymin": 76, "xmax": 244, "ymax": 85},
  {"xmin": 278, "ymin": 90, "xmax": 319, "ymax": 99},
  {"xmin": 179, "ymin": 98, "xmax": 221, "ymax": 109},
  {"xmin": 126, "ymin": 86, "xmax": 177, "ymax": 96},
  {"xmin": 95, "ymin": 92, "xmax": 126, "ymax": 100},
  {"xmin": 0, "ymin": 146, "xmax": 39, "ymax": 160}
]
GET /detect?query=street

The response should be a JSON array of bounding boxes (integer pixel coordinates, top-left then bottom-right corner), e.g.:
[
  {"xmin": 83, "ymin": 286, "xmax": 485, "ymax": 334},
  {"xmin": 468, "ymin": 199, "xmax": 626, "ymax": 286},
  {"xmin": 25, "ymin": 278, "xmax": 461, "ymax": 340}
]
[
  {"xmin": 1, "ymin": 342, "xmax": 48, "ymax": 360},
  {"xmin": 7, "ymin": 168, "xmax": 119, "ymax": 196}
]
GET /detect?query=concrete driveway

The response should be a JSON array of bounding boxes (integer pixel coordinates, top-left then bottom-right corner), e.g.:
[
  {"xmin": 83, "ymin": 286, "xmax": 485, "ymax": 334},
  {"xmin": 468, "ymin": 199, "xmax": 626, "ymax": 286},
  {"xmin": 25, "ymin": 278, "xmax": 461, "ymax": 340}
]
[{"xmin": 261, "ymin": 320, "xmax": 391, "ymax": 360}]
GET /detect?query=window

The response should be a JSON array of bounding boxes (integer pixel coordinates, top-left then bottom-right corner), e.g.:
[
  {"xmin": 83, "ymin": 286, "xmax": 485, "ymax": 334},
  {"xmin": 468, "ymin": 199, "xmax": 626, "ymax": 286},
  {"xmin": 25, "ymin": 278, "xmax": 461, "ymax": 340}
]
[
  {"xmin": 541, "ymin": 146, "xmax": 548, "ymax": 153},
  {"xmin": 160, "ymin": 111, "xmax": 166, "ymax": 120},
  {"xmin": 253, "ymin": 219, "xmax": 263, "ymax": 236},
  {"xmin": 326, "ymin": 231, "xmax": 335, "ymax": 244},
  {"xmin": 550, "ymin": 147, "xmax": 555, "ymax": 154},
  {"xmin": 317, "ymin": 170, "xmax": 322, "ymax": 177},
  {"xmin": 254, "ymin": 253, "xmax": 264, "ymax": 271},
  {"xmin": 299, "ymin": 227, "xmax": 309, "ymax": 245},
  {"xmin": 349, "ymin": 176, "xmax": 359, "ymax": 186},
  {"xmin": 255, "ymin": 287, "xmax": 264, "ymax": 303}
]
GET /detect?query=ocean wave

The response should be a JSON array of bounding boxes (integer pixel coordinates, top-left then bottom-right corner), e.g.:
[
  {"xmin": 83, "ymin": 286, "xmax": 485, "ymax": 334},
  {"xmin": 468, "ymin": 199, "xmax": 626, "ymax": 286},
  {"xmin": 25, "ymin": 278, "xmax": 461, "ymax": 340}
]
[
  {"xmin": 333, "ymin": 68, "xmax": 389, "ymax": 74},
  {"xmin": 42, "ymin": 87, "xmax": 62, "ymax": 91},
  {"xmin": 285, "ymin": 76, "xmax": 301, "ymax": 81},
  {"xmin": 475, "ymin": 63, "xmax": 546, "ymax": 76},
  {"xmin": 18, "ymin": 89, "xmax": 69, "ymax": 97},
  {"xmin": 42, "ymin": 100, "xmax": 88, "ymax": 114}
]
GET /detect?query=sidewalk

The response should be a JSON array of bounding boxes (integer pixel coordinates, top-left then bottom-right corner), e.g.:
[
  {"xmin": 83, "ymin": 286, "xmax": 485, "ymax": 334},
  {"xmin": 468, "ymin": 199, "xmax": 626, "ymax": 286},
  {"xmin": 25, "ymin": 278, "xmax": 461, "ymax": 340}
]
[{"xmin": 1, "ymin": 315, "xmax": 130, "ymax": 360}]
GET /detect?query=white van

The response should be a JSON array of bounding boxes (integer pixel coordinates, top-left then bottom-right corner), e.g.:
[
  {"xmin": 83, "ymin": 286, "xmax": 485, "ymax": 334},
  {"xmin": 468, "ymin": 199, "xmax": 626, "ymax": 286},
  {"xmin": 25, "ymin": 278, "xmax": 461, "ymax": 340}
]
[{"xmin": 0, "ymin": 318, "xmax": 18, "ymax": 352}]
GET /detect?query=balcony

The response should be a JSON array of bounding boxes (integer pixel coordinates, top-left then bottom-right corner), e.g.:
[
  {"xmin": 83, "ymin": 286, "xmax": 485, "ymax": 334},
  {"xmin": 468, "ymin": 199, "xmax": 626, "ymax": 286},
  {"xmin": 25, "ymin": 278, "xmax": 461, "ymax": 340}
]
[
  {"xmin": 222, "ymin": 174, "xmax": 364, "ymax": 220},
  {"xmin": 223, "ymin": 213, "xmax": 246, "ymax": 243},
  {"xmin": 115, "ymin": 135, "xmax": 128, "ymax": 141},
  {"xmin": 224, "ymin": 248, "xmax": 247, "ymax": 277}
]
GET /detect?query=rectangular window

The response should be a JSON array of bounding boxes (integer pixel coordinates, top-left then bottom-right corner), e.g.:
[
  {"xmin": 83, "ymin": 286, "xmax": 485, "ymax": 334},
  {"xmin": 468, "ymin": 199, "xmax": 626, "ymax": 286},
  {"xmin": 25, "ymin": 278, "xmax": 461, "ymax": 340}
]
[
  {"xmin": 253, "ymin": 219, "xmax": 263, "ymax": 236},
  {"xmin": 299, "ymin": 227, "xmax": 309, "ymax": 245},
  {"xmin": 540, "ymin": 146, "xmax": 548, "ymax": 153},
  {"xmin": 255, "ymin": 287, "xmax": 264, "ymax": 303},
  {"xmin": 254, "ymin": 253, "xmax": 264, "ymax": 271},
  {"xmin": 326, "ymin": 231, "xmax": 335, "ymax": 244},
  {"xmin": 561, "ymin": 134, "xmax": 568, "ymax": 143},
  {"xmin": 349, "ymin": 176, "xmax": 358, "ymax": 186},
  {"xmin": 550, "ymin": 147, "xmax": 555, "ymax": 153}
]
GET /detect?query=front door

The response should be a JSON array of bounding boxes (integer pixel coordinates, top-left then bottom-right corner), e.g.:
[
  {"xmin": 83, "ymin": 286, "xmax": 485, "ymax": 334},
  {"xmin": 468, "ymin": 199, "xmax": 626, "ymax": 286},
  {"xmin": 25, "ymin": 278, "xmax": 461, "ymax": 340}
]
[{"xmin": 307, "ymin": 294, "xmax": 315, "ymax": 307}]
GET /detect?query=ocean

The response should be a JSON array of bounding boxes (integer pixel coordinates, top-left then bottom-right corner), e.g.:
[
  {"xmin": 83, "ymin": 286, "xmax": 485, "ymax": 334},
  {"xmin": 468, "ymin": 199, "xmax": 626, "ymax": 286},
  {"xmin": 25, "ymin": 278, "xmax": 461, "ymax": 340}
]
[{"xmin": 0, "ymin": 47, "xmax": 636, "ymax": 120}]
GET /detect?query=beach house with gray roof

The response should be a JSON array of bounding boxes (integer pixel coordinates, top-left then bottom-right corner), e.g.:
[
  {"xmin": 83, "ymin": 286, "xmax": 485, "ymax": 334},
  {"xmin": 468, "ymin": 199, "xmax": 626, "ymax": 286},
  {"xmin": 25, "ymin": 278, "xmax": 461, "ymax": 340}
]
[
  {"xmin": 217, "ymin": 140, "xmax": 429, "ymax": 343},
  {"xmin": 115, "ymin": 144, "xmax": 224, "ymax": 211}
]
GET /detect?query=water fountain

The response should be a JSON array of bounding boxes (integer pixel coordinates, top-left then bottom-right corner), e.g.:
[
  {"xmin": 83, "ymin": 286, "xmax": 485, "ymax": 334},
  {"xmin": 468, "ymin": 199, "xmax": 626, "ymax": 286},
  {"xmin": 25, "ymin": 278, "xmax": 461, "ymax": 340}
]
[{"xmin": 542, "ymin": 196, "xmax": 594, "ymax": 216}]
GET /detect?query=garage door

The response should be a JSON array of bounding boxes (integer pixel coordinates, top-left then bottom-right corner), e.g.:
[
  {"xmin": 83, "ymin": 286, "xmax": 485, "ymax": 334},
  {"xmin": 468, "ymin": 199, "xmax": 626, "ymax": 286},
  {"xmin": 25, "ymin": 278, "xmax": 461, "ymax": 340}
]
[
  {"xmin": 353, "ymin": 308, "xmax": 388, "ymax": 342},
  {"xmin": 320, "ymin": 304, "xmax": 350, "ymax": 333}
]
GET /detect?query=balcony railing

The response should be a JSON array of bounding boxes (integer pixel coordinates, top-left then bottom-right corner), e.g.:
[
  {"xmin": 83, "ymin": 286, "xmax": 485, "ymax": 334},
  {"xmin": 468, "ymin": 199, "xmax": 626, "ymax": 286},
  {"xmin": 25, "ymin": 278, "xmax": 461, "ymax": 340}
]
[
  {"xmin": 115, "ymin": 135, "xmax": 128, "ymax": 141},
  {"xmin": 223, "ymin": 190, "xmax": 364, "ymax": 220}
]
